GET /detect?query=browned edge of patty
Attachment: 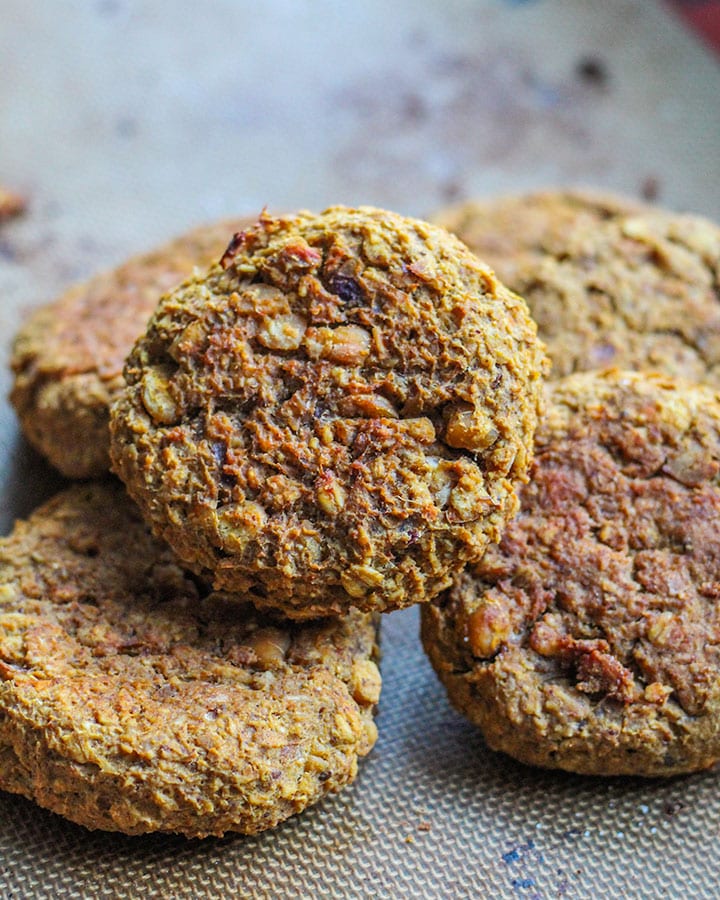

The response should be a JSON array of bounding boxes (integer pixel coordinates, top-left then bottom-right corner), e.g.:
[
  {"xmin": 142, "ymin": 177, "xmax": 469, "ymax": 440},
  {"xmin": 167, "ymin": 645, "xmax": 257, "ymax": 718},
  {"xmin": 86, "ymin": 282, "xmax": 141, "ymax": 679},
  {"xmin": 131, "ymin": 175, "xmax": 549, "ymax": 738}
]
[
  {"xmin": 10, "ymin": 217, "xmax": 255, "ymax": 478},
  {"xmin": 0, "ymin": 481, "xmax": 381, "ymax": 837},
  {"xmin": 422, "ymin": 369, "xmax": 720, "ymax": 776}
]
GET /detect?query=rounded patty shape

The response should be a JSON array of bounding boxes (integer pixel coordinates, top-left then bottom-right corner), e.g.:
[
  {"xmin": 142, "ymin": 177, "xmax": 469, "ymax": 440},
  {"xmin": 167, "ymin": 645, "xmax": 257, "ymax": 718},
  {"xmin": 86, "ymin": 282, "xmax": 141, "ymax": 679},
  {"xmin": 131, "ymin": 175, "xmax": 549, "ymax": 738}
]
[
  {"xmin": 422, "ymin": 370, "xmax": 720, "ymax": 776},
  {"xmin": 11, "ymin": 217, "xmax": 253, "ymax": 478},
  {"xmin": 109, "ymin": 206, "xmax": 546, "ymax": 617},
  {"xmin": 0, "ymin": 483, "xmax": 380, "ymax": 837},
  {"xmin": 432, "ymin": 189, "xmax": 720, "ymax": 385}
]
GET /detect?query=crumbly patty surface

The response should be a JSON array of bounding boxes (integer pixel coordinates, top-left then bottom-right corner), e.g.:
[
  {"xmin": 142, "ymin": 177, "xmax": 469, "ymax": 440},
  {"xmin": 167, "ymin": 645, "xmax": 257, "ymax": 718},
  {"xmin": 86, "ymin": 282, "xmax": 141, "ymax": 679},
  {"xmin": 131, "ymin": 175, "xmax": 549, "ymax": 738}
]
[
  {"xmin": 0, "ymin": 483, "xmax": 380, "ymax": 837},
  {"xmin": 432, "ymin": 189, "xmax": 720, "ymax": 384},
  {"xmin": 11, "ymin": 218, "xmax": 252, "ymax": 478},
  {"xmin": 110, "ymin": 206, "xmax": 546, "ymax": 618},
  {"xmin": 422, "ymin": 370, "xmax": 720, "ymax": 776}
]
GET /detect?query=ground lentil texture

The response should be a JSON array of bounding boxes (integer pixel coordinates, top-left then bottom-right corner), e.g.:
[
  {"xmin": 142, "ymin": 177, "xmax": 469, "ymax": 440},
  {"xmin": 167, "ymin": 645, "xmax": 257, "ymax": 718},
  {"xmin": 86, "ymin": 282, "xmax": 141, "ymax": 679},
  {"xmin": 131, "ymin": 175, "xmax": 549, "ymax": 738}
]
[
  {"xmin": 432, "ymin": 190, "xmax": 720, "ymax": 385},
  {"xmin": 422, "ymin": 370, "xmax": 720, "ymax": 776},
  {"xmin": 11, "ymin": 218, "xmax": 252, "ymax": 478},
  {"xmin": 0, "ymin": 483, "xmax": 380, "ymax": 837},
  {"xmin": 110, "ymin": 206, "xmax": 546, "ymax": 618}
]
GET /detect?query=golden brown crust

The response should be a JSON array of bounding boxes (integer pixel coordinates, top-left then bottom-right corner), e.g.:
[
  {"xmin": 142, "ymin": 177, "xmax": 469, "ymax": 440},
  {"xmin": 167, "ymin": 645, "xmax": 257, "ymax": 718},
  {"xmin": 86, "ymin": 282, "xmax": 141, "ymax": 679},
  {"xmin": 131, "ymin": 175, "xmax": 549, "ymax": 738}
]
[
  {"xmin": 432, "ymin": 189, "xmax": 720, "ymax": 384},
  {"xmin": 10, "ymin": 217, "xmax": 253, "ymax": 478},
  {"xmin": 110, "ymin": 206, "xmax": 547, "ymax": 617},
  {"xmin": 422, "ymin": 370, "xmax": 720, "ymax": 776},
  {"xmin": 0, "ymin": 482, "xmax": 380, "ymax": 837}
]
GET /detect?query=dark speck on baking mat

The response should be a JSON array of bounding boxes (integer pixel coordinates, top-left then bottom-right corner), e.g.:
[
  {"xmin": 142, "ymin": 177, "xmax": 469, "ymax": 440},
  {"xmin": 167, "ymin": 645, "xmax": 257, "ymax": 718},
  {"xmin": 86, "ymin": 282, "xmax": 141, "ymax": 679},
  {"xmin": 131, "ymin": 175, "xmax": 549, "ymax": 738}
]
[
  {"xmin": 0, "ymin": 239, "xmax": 19, "ymax": 262},
  {"xmin": 575, "ymin": 56, "xmax": 610, "ymax": 89},
  {"xmin": 663, "ymin": 800, "xmax": 687, "ymax": 817},
  {"xmin": 406, "ymin": 28, "xmax": 429, "ymax": 49},
  {"xmin": 561, "ymin": 828, "xmax": 582, "ymax": 842},
  {"xmin": 441, "ymin": 179, "xmax": 463, "ymax": 202},
  {"xmin": 96, "ymin": 0, "xmax": 122, "ymax": 14},
  {"xmin": 399, "ymin": 93, "xmax": 427, "ymax": 123},
  {"xmin": 641, "ymin": 175, "xmax": 661, "ymax": 202},
  {"xmin": 116, "ymin": 117, "xmax": 138, "ymax": 139}
]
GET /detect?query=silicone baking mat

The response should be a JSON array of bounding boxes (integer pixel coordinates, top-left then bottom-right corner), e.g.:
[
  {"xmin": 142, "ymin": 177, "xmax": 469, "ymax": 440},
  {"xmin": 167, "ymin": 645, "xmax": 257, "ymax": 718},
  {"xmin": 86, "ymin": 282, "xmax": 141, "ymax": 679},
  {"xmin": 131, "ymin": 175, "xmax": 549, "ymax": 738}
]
[{"xmin": 1, "ymin": 1, "xmax": 719, "ymax": 897}]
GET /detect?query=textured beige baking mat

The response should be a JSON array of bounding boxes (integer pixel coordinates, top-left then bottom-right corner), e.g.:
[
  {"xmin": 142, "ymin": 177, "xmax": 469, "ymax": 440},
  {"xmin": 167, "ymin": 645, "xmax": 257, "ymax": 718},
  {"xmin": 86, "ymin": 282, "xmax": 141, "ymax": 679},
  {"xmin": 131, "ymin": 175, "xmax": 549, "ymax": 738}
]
[{"xmin": 1, "ymin": 0, "xmax": 720, "ymax": 897}]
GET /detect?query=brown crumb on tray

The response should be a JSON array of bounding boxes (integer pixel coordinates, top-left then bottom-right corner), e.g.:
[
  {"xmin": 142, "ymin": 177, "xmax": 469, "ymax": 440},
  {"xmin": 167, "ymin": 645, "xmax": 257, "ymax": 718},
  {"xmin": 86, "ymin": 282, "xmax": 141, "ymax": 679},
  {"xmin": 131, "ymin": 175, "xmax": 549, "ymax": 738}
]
[
  {"xmin": 0, "ymin": 187, "xmax": 26, "ymax": 222},
  {"xmin": 422, "ymin": 370, "xmax": 720, "ymax": 777}
]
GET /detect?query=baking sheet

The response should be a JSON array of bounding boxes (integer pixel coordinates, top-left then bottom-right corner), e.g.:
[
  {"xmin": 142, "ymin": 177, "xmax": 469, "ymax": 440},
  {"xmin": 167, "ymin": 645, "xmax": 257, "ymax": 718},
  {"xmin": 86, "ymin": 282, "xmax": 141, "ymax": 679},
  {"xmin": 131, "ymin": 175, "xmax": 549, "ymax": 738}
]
[{"xmin": 1, "ymin": 1, "xmax": 720, "ymax": 897}]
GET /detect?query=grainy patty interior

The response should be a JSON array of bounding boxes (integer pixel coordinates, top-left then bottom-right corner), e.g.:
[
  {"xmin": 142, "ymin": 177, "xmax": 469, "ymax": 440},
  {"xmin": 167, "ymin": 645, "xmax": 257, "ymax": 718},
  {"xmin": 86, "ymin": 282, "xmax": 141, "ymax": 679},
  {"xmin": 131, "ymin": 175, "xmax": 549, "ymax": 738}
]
[
  {"xmin": 422, "ymin": 370, "xmax": 720, "ymax": 776},
  {"xmin": 111, "ymin": 206, "xmax": 546, "ymax": 617},
  {"xmin": 0, "ymin": 482, "xmax": 381, "ymax": 837}
]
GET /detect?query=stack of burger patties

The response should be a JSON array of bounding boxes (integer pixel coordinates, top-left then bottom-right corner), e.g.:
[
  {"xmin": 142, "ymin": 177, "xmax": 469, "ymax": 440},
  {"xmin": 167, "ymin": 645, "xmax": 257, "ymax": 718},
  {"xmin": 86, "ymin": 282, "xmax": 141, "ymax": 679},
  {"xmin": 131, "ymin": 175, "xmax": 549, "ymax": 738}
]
[{"xmin": 2, "ymin": 191, "xmax": 720, "ymax": 838}]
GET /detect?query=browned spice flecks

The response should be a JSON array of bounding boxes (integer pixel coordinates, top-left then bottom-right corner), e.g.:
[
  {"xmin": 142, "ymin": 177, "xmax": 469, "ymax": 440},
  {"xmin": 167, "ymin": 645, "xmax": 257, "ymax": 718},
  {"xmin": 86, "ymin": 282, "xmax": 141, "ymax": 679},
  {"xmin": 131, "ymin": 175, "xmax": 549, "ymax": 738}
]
[
  {"xmin": 422, "ymin": 370, "xmax": 720, "ymax": 776},
  {"xmin": 110, "ymin": 206, "xmax": 547, "ymax": 618},
  {"xmin": 0, "ymin": 483, "xmax": 380, "ymax": 837}
]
